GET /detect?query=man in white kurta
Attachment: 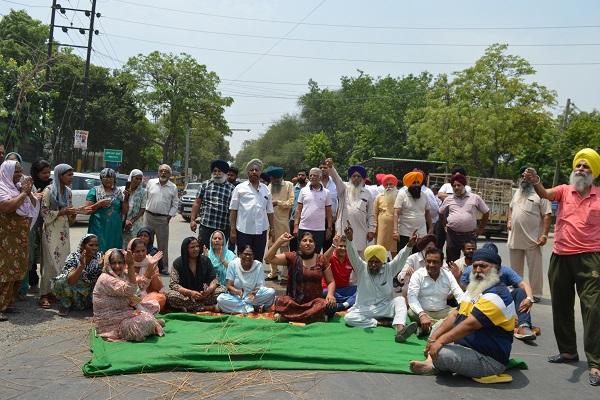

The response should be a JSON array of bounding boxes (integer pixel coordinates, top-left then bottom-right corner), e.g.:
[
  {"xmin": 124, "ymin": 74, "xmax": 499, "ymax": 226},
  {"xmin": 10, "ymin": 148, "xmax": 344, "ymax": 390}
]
[
  {"xmin": 327, "ymin": 160, "xmax": 375, "ymax": 255},
  {"xmin": 344, "ymin": 226, "xmax": 418, "ymax": 342}
]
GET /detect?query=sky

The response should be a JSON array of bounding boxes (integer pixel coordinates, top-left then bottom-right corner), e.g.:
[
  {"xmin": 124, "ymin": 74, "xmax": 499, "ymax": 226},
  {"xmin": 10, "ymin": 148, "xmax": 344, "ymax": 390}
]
[{"xmin": 2, "ymin": 0, "xmax": 600, "ymax": 157}]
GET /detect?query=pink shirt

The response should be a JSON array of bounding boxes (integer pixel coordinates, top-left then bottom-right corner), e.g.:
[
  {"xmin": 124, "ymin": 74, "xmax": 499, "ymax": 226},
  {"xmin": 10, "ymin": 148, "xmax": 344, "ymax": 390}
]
[
  {"xmin": 553, "ymin": 184, "xmax": 600, "ymax": 255},
  {"xmin": 298, "ymin": 184, "xmax": 332, "ymax": 231},
  {"xmin": 439, "ymin": 192, "xmax": 489, "ymax": 233}
]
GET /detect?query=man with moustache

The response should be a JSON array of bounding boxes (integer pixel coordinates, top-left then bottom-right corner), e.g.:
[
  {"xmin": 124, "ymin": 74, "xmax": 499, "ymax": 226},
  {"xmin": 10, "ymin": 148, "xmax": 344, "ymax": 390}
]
[
  {"xmin": 327, "ymin": 159, "xmax": 376, "ymax": 256},
  {"xmin": 393, "ymin": 171, "xmax": 432, "ymax": 251},
  {"xmin": 145, "ymin": 164, "xmax": 179, "ymax": 273},
  {"xmin": 190, "ymin": 160, "xmax": 235, "ymax": 250},
  {"xmin": 409, "ymin": 245, "xmax": 516, "ymax": 378},
  {"xmin": 265, "ymin": 166, "xmax": 294, "ymax": 281},
  {"xmin": 374, "ymin": 174, "xmax": 400, "ymax": 255},
  {"xmin": 320, "ymin": 160, "xmax": 339, "ymax": 251},
  {"xmin": 523, "ymin": 148, "xmax": 600, "ymax": 386},
  {"xmin": 226, "ymin": 166, "xmax": 241, "ymax": 187},
  {"xmin": 507, "ymin": 166, "xmax": 552, "ymax": 302},
  {"xmin": 289, "ymin": 169, "xmax": 308, "ymax": 252}
]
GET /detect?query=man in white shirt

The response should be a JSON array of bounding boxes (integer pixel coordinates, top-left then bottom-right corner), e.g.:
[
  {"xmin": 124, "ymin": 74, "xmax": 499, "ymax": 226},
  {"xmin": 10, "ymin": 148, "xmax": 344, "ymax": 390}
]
[
  {"xmin": 229, "ymin": 159, "xmax": 274, "ymax": 262},
  {"xmin": 320, "ymin": 160, "xmax": 338, "ymax": 250},
  {"xmin": 408, "ymin": 247, "xmax": 465, "ymax": 337},
  {"xmin": 145, "ymin": 164, "xmax": 179, "ymax": 274},
  {"xmin": 393, "ymin": 171, "xmax": 432, "ymax": 250}
]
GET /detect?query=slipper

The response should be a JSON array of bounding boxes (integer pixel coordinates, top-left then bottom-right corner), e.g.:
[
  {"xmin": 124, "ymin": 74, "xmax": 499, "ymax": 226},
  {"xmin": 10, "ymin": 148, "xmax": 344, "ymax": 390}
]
[
  {"xmin": 589, "ymin": 372, "xmax": 600, "ymax": 386},
  {"xmin": 472, "ymin": 374, "xmax": 513, "ymax": 384},
  {"xmin": 548, "ymin": 354, "xmax": 579, "ymax": 363},
  {"xmin": 39, "ymin": 297, "xmax": 52, "ymax": 309}
]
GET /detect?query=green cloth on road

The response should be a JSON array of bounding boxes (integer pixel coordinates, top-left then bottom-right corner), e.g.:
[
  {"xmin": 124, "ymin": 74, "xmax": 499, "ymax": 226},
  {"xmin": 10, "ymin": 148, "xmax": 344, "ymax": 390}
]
[{"xmin": 83, "ymin": 313, "xmax": 527, "ymax": 377}]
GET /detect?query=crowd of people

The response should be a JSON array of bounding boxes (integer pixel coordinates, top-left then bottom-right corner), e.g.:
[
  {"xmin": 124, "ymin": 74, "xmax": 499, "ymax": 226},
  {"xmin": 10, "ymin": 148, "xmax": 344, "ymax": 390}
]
[{"xmin": 0, "ymin": 142, "xmax": 598, "ymax": 386}]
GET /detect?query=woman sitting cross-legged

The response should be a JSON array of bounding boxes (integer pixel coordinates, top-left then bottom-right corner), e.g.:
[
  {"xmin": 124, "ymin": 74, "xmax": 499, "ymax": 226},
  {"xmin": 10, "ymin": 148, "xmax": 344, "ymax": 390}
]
[
  {"xmin": 92, "ymin": 248, "xmax": 164, "ymax": 342},
  {"xmin": 265, "ymin": 232, "xmax": 337, "ymax": 323},
  {"xmin": 166, "ymin": 237, "xmax": 225, "ymax": 312},
  {"xmin": 128, "ymin": 238, "xmax": 167, "ymax": 312},
  {"xmin": 216, "ymin": 245, "xmax": 276, "ymax": 314},
  {"xmin": 52, "ymin": 234, "xmax": 103, "ymax": 316}
]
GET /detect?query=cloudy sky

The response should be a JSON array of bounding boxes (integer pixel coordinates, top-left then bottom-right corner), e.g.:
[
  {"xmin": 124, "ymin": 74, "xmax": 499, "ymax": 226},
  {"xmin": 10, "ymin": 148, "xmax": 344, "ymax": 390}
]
[{"xmin": 2, "ymin": 0, "xmax": 599, "ymax": 156}]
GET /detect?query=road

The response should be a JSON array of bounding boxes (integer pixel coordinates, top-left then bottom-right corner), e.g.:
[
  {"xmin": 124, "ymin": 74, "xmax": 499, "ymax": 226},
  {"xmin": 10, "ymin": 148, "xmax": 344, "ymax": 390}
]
[{"xmin": 0, "ymin": 216, "xmax": 597, "ymax": 399}]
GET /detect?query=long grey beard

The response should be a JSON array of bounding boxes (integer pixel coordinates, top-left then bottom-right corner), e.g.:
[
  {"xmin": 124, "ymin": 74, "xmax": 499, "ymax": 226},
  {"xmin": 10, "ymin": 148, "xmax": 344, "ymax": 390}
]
[
  {"xmin": 515, "ymin": 181, "xmax": 534, "ymax": 202},
  {"xmin": 569, "ymin": 171, "xmax": 593, "ymax": 194},
  {"xmin": 466, "ymin": 268, "xmax": 500, "ymax": 298},
  {"xmin": 348, "ymin": 183, "xmax": 362, "ymax": 202},
  {"xmin": 271, "ymin": 183, "xmax": 283, "ymax": 194},
  {"xmin": 384, "ymin": 189, "xmax": 398, "ymax": 208}
]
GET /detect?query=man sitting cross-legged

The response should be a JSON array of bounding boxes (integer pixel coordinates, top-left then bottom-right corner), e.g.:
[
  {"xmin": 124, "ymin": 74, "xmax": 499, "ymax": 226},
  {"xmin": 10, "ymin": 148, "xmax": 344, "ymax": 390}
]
[
  {"xmin": 343, "ymin": 222, "xmax": 419, "ymax": 343},
  {"xmin": 409, "ymin": 245, "xmax": 516, "ymax": 378},
  {"xmin": 407, "ymin": 247, "xmax": 465, "ymax": 337}
]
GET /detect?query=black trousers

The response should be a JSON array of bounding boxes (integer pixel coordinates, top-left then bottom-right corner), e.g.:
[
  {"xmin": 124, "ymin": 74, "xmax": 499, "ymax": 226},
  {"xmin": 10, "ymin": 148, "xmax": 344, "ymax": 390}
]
[
  {"xmin": 198, "ymin": 225, "xmax": 234, "ymax": 252},
  {"xmin": 236, "ymin": 230, "xmax": 268, "ymax": 262}
]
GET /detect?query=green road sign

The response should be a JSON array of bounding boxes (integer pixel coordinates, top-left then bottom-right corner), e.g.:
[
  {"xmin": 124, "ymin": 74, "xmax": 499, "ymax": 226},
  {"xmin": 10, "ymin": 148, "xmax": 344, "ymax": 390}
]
[{"xmin": 103, "ymin": 149, "xmax": 123, "ymax": 163}]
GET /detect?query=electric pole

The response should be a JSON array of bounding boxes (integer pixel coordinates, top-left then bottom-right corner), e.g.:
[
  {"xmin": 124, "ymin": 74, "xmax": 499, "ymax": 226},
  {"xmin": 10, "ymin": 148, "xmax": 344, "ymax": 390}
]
[{"xmin": 553, "ymin": 98, "xmax": 571, "ymax": 187}]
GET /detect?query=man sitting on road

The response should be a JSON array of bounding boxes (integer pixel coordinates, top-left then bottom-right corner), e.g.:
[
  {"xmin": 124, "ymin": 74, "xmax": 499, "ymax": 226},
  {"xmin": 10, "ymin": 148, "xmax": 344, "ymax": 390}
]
[{"xmin": 454, "ymin": 240, "xmax": 476, "ymax": 273}]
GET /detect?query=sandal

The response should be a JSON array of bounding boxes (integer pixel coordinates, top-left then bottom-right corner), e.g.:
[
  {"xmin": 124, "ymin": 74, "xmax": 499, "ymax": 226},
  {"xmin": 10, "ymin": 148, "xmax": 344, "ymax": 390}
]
[
  {"xmin": 39, "ymin": 297, "xmax": 52, "ymax": 309},
  {"xmin": 58, "ymin": 306, "xmax": 69, "ymax": 317},
  {"xmin": 589, "ymin": 371, "xmax": 600, "ymax": 386},
  {"xmin": 548, "ymin": 353, "xmax": 579, "ymax": 363},
  {"xmin": 0, "ymin": 312, "xmax": 7, "ymax": 321},
  {"xmin": 265, "ymin": 273, "xmax": 278, "ymax": 281}
]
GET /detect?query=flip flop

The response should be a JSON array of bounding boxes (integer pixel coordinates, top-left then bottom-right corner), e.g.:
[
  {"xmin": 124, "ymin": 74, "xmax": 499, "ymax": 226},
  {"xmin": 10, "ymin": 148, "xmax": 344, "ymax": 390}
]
[
  {"xmin": 589, "ymin": 372, "xmax": 600, "ymax": 386},
  {"xmin": 472, "ymin": 374, "xmax": 513, "ymax": 384},
  {"xmin": 548, "ymin": 354, "xmax": 579, "ymax": 363},
  {"xmin": 39, "ymin": 297, "xmax": 51, "ymax": 309}
]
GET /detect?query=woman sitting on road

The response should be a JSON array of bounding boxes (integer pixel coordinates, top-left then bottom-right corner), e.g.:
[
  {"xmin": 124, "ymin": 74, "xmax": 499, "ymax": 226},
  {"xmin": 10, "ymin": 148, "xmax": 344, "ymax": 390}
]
[
  {"xmin": 137, "ymin": 226, "xmax": 167, "ymax": 275},
  {"xmin": 207, "ymin": 230, "xmax": 236, "ymax": 286},
  {"xmin": 128, "ymin": 238, "xmax": 166, "ymax": 312}
]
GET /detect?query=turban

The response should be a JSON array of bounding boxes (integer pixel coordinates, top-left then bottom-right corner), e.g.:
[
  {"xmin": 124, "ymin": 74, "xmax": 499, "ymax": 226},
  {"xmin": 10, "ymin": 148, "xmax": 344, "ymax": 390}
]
[
  {"xmin": 246, "ymin": 158, "xmax": 263, "ymax": 171},
  {"xmin": 403, "ymin": 171, "xmax": 423, "ymax": 187},
  {"xmin": 364, "ymin": 245, "xmax": 387, "ymax": 263},
  {"xmin": 348, "ymin": 165, "xmax": 367, "ymax": 179},
  {"xmin": 382, "ymin": 174, "xmax": 398, "ymax": 186},
  {"xmin": 472, "ymin": 242, "xmax": 501, "ymax": 266},
  {"xmin": 210, "ymin": 159, "xmax": 230, "ymax": 173},
  {"xmin": 375, "ymin": 173, "xmax": 386, "ymax": 185},
  {"xmin": 264, "ymin": 166, "xmax": 284, "ymax": 178},
  {"xmin": 416, "ymin": 234, "xmax": 437, "ymax": 252},
  {"xmin": 573, "ymin": 148, "xmax": 600, "ymax": 179},
  {"xmin": 450, "ymin": 173, "xmax": 467, "ymax": 186}
]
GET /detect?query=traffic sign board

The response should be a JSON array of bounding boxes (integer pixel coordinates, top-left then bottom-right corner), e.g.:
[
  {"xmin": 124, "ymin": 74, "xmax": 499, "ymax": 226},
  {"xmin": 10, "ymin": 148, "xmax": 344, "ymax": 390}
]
[{"xmin": 103, "ymin": 149, "xmax": 123, "ymax": 163}]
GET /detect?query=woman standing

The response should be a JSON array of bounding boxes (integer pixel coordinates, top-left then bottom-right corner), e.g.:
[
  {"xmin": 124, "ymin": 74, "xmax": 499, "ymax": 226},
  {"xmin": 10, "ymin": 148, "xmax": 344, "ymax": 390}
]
[
  {"xmin": 39, "ymin": 164, "xmax": 77, "ymax": 309},
  {"xmin": 19, "ymin": 159, "xmax": 52, "ymax": 296},
  {"xmin": 0, "ymin": 161, "xmax": 38, "ymax": 321},
  {"xmin": 122, "ymin": 169, "xmax": 146, "ymax": 247},
  {"xmin": 85, "ymin": 168, "xmax": 128, "ymax": 252},
  {"xmin": 52, "ymin": 234, "xmax": 103, "ymax": 316},
  {"xmin": 207, "ymin": 230, "xmax": 236, "ymax": 286}
]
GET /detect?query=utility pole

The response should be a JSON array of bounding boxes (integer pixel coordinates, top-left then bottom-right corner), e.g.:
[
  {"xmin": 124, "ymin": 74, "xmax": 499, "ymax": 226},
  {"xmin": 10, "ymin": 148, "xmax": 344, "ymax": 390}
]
[
  {"xmin": 184, "ymin": 126, "xmax": 190, "ymax": 186},
  {"xmin": 553, "ymin": 98, "xmax": 571, "ymax": 187}
]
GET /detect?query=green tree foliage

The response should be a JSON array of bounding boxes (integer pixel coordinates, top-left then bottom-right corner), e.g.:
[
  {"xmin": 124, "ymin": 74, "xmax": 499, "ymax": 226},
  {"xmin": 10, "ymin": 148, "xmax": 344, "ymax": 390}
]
[{"xmin": 408, "ymin": 44, "xmax": 556, "ymax": 178}]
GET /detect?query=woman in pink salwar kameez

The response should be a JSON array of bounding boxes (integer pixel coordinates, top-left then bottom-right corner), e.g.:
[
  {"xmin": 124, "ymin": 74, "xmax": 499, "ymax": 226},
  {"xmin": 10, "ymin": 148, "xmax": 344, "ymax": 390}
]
[{"xmin": 92, "ymin": 248, "xmax": 164, "ymax": 342}]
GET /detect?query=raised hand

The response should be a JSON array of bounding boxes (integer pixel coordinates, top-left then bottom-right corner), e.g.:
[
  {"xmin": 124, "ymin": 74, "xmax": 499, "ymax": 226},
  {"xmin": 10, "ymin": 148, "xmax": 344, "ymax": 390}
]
[
  {"xmin": 344, "ymin": 220, "xmax": 353, "ymax": 241},
  {"xmin": 125, "ymin": 250, "xmax": 134, "ymax": 266},
  {"xmin": 407, "ymin": 229, "xmax": 418, "ymax": 248},
  {"xmin": 279, "ymin": 232, "xmax": 293, "ymax": 243}
]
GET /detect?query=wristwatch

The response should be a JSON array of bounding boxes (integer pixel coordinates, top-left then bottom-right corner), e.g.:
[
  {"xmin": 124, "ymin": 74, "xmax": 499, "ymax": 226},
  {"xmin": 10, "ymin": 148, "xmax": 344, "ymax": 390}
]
[{"xmin": 526, "ymin": 296, "xmax": 534, "ymax": 302}]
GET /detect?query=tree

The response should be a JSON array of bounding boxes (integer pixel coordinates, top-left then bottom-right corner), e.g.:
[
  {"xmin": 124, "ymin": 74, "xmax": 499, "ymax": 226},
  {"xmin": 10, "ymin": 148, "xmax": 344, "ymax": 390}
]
[
  {"xmin": 408, "ymin": 44, "xmax": 556, "ymax": 178},
  {"xmin": 124, "ymin": 51, "xmax": 233, "ymax": 164}
]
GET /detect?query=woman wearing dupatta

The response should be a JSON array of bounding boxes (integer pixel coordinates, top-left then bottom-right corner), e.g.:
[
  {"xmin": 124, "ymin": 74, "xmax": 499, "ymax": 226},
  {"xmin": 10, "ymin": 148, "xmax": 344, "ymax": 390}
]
[
  {"xmin": 85, "ymin": 168, "xmax": 128, "ymax": 252},
  {"xmin": 93, "ymin": 248, "xmax": 164, "ymax": 342},
  {"xmin": 52, "ymin": 234, "xmax": 103, "ymax": 316},
  {"xmin": 122, "ymin": 169, "xmax": 147, "ymax": 247},
  {"xmin": 264, "ymin": 232, "xmax": 337, "ymax": 323},
  {"xmin": 137, "ymin": 226, "xmax": 167, "ymax": 275},
  {"xmin": 0, "ymin": 160, "xmax": 39, "ymax": 321},
  {"xmin": 39, "ymin": 163, "xmax": 77, "ymax": 309},
  {"xmin": 207, "ymin": 230, "xmax": 236, "ymax": 286},
  {"xmin": 128, "ymin": 237, "xmax": 166, "ymax": 311}
]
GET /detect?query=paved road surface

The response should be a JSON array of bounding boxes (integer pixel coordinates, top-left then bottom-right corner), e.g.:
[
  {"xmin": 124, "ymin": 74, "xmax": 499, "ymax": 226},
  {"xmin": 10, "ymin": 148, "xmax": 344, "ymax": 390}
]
[{"xmin": 1, "ymin": 216, "xmax": 598, "ymax": 399}]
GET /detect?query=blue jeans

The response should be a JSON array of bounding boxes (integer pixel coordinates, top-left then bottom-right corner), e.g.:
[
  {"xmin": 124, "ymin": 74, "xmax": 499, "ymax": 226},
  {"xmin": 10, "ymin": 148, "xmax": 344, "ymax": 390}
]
[
  {"xmin": 512, "ymin": 287, "xmax": 532, "ymax": 327},
  {"xmin": 323, "ymin": 286, "xmax": 357, "ymax": 311}
]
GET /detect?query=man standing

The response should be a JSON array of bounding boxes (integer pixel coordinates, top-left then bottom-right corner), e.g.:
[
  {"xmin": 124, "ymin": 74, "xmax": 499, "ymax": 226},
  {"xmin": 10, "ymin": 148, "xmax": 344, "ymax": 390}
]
[
  {"xmin": 523, "ymin": 148, "xmax": 600, "ymax": 386},
  {"xmin": 294, "ymin": 167, "xmax": 333, "ymax": 253},
  {"xmin": 320, "ymin": 160, "xmax": 338, "ymax": 250},
  {"xmin": 145, "ymin": 164, "xmax": 179, "ymax": 274},
  {"xmin": 190, "ymin": 160, "xmax": 235, "ymax": 249},
  {"xmin": 437, "ymin": 166, "xmax": 472, "ymax": 201},
  {"xmin": 374, "ymin": 174, "xmax": 399, "ymax": 255},
  {"xmin": 227, "ymin": 166, "xmax": 240, "ymax": 187},
  {"xmin": 439, "ymin": 173, "xmax": 489, "ymax": 262},
  {"xmin": 289, "ymin": 169, "xmax": 307, "ymax": 252},
  {"xmin": 410, "ymin": 245, "xmax": 516, "ymax": 378},
  {"xmin": 507, "ymin": 167, "xmax": 552, "ymax": 302},
  {"xmin": 265, "ymin": 166, "xmax": 294, "ymax": 281},
  {"xmin": 393, "ymin": 171, "xmax": 432, "ymax": 250},
  {"xmin": 229, "ymin": 159, "xmax": 274, "ymax": 262},
  {"xmin": 328, "ymin": 159, "xmax": 375, "ymax": 256}
]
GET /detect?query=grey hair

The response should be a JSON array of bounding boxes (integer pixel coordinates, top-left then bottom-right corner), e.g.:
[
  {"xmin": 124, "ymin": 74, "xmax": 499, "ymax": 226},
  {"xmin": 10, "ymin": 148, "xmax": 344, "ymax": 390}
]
[
  {"xmin": 309, "ymin": 167, "xmax": 321, "ymax": 177},
  {"xmin": 159, "ymin": 164, "xmax": 172, "ymax": 173}
]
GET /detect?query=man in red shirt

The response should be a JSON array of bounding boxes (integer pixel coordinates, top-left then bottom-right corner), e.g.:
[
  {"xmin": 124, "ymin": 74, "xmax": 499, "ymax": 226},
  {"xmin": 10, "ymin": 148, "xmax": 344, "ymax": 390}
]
[
  {"xmin": 322, "ymin": 235, "xmax": 356, "ymax": 311},
  {"xmin": 523, "ymin": 147, "xmax": 600, "ymax": 387}
]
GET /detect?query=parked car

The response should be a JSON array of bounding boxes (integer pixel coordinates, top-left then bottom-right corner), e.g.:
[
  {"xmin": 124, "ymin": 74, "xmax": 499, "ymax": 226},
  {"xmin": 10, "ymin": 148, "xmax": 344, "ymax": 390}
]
[{"xmin": 178, "ymin": 182, "xmax": 202, "ymax": 222}]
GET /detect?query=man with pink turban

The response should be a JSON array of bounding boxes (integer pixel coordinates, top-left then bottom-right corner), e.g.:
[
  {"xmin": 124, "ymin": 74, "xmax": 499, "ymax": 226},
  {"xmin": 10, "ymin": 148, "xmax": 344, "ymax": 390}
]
[
  {"xmin": 374, "ymin": 174, "xmax": 400, "ymax": 255},
  {"xmin": 523, "ymin": 147, "xmax": 600, "ymax": 387}
]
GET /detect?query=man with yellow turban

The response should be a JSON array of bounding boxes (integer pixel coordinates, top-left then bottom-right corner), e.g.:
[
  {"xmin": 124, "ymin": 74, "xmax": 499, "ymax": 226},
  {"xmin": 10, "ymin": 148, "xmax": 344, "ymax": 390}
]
[
  {"xmin": 523, "ymin": 147, "xmax": 600, "ymax": 387},
  {"xmin": 393, "ymin": 171, "xmax": 432, "ymax": 251},
  {"xmin": 343, "ymin": 222, "xmax": 419, "ymax": 343}
]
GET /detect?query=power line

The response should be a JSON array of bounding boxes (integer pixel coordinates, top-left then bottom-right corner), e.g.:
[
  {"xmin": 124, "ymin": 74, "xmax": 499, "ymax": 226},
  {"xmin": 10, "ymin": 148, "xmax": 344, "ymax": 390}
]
[
  {"xmin": 102, "ymin": 16, "xmax": 600, "ymax": 48},
  {"xmin": 0, "ymin": 0, "xmax": 46, "ymax": 8},
  {"xmin": 110, "ymin": 0, "xmax": 600, "ymax": 31}
]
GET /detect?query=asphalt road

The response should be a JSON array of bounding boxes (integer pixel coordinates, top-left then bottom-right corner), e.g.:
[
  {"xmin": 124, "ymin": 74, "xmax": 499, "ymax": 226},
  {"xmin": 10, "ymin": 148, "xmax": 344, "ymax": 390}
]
[{"xmin": 1, "ymin": 216, "xmax": 598, "ymax": 400}]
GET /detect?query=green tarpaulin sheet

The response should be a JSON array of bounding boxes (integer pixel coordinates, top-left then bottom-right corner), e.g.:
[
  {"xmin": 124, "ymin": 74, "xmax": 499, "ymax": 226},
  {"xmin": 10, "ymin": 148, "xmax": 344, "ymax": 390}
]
[{"xmin": 83, "ymin": 313, "xmax": 527, "ymax": 377}]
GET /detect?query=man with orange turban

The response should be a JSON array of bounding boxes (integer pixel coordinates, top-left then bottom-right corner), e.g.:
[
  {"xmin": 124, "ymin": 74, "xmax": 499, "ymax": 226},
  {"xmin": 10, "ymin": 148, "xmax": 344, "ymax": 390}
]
[
  {"xmin": 393, "ymin": 171, "xmax": 432, "ymax": 251},
  {"xmin": 374, "ymin": 174, "xmax": 400, "ymax": 255},
  {"xmin": 523, "ymin": 148, "xmax": 600, "ymax": 386}
]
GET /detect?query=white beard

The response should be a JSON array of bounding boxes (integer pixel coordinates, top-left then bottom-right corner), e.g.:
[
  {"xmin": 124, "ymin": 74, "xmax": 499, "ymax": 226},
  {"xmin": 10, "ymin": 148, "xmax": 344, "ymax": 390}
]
[
  {"xmin": 569, "ymin": 171, "xmax": 593, "ymax": 194},
  {"xmin": 466, "ymin": 267, "xmax": 500, "ymax": 298},
  {"xmin": 212, "ymin": 174, "xmax": 226, "ymax": 184},
  {"xmin": 348, "ymin": 183, "xmax": 362, "ymax": 203},
  {"xmin": 384, "ymin": 188, "xmax": 398, "ymax": 208}
]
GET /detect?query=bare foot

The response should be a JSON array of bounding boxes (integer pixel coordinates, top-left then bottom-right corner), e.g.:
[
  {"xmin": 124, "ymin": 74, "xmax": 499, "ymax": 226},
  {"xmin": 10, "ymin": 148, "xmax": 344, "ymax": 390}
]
[
  {"xmin": 157, "ymin": 319, "xmax": 166, "ymax": 327},
  {"xmin": 410, "ymin": 359, "xmax": 435, "ymax": 375}
]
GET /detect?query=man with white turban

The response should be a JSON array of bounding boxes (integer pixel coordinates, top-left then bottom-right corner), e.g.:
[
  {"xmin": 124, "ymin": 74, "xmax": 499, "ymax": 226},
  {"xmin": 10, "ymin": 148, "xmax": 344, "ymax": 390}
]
[
  {"xmin": 343, "ymin": 222, "xmax": 418, "ymax": 343},
  {"xmin": 523, "ymin": 147, "xmax": 600, "ymax": 387}
]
